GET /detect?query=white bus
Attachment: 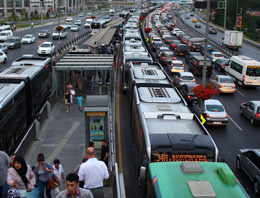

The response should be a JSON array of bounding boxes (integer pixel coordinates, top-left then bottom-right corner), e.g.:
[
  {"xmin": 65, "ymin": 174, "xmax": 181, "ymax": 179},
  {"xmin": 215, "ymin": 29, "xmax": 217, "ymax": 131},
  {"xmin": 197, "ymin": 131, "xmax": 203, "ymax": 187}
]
[{"xmin": 225, "ymin": 55, "xmax": 260, "ymax": 86}]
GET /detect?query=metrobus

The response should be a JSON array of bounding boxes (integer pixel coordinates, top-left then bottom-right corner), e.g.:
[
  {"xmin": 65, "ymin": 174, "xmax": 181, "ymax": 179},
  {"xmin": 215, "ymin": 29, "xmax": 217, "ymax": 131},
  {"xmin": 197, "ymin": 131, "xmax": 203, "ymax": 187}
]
[
  {"xmin": 146, "ymin": 161, "xmax": 249, "ymax": 197},
  {"xmin": 90, "ymin": 20, "xmax": 109, "ymax": 35}
]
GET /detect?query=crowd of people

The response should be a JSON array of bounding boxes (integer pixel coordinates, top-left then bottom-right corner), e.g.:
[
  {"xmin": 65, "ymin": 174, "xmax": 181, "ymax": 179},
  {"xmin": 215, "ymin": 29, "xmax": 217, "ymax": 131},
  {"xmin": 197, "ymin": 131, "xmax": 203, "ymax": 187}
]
[{"xmin": 0, "ymin": 141, "xmax": 109, "ymax": 198}]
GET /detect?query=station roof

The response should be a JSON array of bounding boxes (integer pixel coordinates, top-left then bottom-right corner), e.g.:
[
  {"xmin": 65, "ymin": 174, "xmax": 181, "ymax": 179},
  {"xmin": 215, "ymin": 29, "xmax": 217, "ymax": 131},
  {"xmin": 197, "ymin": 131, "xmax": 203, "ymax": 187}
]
[{"xmin": 54, "ymin": 54, "xmax": 114, "ymax": 71}]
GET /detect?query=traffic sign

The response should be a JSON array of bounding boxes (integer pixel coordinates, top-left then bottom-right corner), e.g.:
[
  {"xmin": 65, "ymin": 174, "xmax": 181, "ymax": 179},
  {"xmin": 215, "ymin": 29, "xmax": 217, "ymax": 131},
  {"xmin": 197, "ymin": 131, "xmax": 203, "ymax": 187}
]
[{"xmin": 200, "ymin": 114, "xmax": 206, "ymax": 125}]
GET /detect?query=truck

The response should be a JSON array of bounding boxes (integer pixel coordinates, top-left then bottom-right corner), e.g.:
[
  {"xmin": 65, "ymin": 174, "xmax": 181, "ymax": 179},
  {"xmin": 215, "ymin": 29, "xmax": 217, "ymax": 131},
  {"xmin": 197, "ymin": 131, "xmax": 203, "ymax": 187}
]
[
  {"xmin": 109, "ymin": 9, "xmax": 115, "ymax": 16},
  {"xmin": 222, "ymin": 31, "xmax": 243, "ymax": 50}
]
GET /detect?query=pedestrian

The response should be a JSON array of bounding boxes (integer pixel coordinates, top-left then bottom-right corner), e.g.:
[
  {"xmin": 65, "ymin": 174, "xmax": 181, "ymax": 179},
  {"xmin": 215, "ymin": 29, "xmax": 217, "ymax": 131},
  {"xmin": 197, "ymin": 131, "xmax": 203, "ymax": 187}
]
[
  {"xmin": 56, "ymin": 173, "xmax": 93, "ymax": 198},
  {"xmin": 110, "ymin": 43, "xmax": 114, "ymax": 54},
  {"xmin": 75, "ymin": 71, "xmax": 83, "ymax": 91},
  {"xmin": 100, "ymin": 140, "xmax": 109, "ymax": 167},
  {"xmin": 34, "ymin": 153, "xmax": 54, "ymax": 198},
  {"xmin": 70, "ymin": 87, "xmax": 75, "ymax": 105},
  {"xmin": 78, "ymin": 147, "xmax": 109, "ymax": 198},
  {"xmin": 66, "ymin": 81, "xmax": 74, "ymax": 104},
  {"xmin": 73, "ymin": 158, "xmax": 88, "ymax": 175},
  {"xmin": 63, "ymin": 89, "xmax": 71, "ymax": 112},
  {"xmin": 52, "ymin": 159, "xmax": 65, "ymax": 196},
  {"xmin": 13, "ymin": 24, "xmax": 16, "ymax": 31},
  {"xmin": 7, "ymin": 156, "xmax": 36, "ymax": 191},
  {"xmin": 76, "ymin": 94, "xmax": 84, "ymax": 112},
  {"xmin": 115, "ymin": 41, "xmax": 119, "ymax": 54},
  {"xmin": 0, "ymin": 151, "xmax": 11, "ymax": 198},
  {"xmin": 106, "ymin": 45, "xmax": 111, "ymax": 54},
  {"xmin": 89, "ymin": 141, "xmax": 95, "ymax": 148},
  {"xmin": 31, "ymin": 22, "xmax": 34, "ymax": 28}
]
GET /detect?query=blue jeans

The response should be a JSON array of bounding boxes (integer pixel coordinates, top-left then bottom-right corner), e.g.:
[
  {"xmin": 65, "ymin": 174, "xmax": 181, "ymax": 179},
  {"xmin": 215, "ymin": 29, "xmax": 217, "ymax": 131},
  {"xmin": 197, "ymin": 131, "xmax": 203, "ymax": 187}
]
[
  {"xmin": 0, "ymin": 182, "xmax": 9, "ymax": 198},
  {"xmin": 37, "ymin": 180, "xmax": 51, "ymax": 198}
]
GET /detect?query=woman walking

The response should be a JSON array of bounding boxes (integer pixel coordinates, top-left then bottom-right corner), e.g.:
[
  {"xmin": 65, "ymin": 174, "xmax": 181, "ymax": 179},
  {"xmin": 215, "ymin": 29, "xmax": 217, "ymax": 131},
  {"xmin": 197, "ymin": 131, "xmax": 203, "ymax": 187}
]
[
  {"xmin": 7, "ymin": 156, "xmax": 36, "ymax": 191},
  {"xmin": 63, "ymin": 89, "xmax": 71, "ymax": 112},
  {"xmin": 34, "ymin": 153, "xmax": 54, "ymax": 198}
]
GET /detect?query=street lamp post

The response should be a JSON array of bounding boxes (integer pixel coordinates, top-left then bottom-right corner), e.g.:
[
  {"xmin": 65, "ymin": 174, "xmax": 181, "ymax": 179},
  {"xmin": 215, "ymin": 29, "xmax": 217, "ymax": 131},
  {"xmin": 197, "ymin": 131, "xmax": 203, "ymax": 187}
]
[
  {"xmin": 201, "ymin": 0, "xmax": 211, "ymax": 113},
  {"xmin": 224, "ymin": 0, "xmax": 227, "ymax": 30}
]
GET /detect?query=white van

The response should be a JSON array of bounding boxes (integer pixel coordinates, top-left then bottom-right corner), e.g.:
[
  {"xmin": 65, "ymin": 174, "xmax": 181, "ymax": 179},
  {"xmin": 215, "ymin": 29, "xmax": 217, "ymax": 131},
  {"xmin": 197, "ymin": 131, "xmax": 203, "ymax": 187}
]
[
  {"xmin": 225, "ymin": 55, "xmax": 260, "ymax": 86},
  {"xmin": 0, "ymin": 30, "xmax": 13, "ymax": 42},
  {"xmin": 0, "ymin": 25, "xmax": 11, "ymax": 32},
  {"xmin": 84, "ymin": 19, "xmax": 93, "ymax": 28}
]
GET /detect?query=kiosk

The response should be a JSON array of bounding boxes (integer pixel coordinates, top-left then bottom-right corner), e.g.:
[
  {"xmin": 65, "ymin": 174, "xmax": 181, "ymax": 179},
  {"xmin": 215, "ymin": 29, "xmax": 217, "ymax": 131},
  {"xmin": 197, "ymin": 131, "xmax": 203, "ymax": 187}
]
[{"xmin": 84, "ymin": 95, "xmax": 109, "ymax": 150}]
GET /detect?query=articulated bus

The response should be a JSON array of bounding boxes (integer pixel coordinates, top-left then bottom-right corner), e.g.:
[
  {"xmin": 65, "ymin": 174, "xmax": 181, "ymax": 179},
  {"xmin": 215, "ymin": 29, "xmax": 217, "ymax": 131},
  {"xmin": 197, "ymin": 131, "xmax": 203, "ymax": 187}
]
[
  {"xmin": 147, "ymin": 162, "xmax": 249, "ymax": 198},
  {"xmin": 0, "ymin": 56, "xmax": 52, "ymax": 153},
  {"xmin": 90, "ymin": 19, "xmax": 110, "ymax": 35},
  {"xmin": 128, "ymin": 62, "xmax": 219, "ymax": 196}
]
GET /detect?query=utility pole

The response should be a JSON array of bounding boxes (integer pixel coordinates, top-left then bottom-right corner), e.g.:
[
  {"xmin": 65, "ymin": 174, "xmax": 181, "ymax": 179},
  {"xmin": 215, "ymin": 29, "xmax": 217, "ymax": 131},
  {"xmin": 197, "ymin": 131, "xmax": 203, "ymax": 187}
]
[
  {"xmin": 235, "ymin": 0, "xmax": 238, "ymax": 30},
  {"xmin": 201, "ymin": 0, "xmax": 210, "ymax": 113},
  {"xmin": 224, "ymin": 0, "xmax": 227, "ymax": 30}
]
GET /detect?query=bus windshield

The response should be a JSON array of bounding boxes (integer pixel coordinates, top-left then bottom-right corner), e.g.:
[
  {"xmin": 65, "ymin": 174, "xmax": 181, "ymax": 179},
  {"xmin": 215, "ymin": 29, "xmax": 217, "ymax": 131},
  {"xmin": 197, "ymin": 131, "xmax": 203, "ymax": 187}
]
[
  {"xmin": 246, "ymin": 66, "xmax": 260, "ymax": 77},
  {"xmin": 91, "ymin": 23, "xmax": 101, "ymax": 29}
]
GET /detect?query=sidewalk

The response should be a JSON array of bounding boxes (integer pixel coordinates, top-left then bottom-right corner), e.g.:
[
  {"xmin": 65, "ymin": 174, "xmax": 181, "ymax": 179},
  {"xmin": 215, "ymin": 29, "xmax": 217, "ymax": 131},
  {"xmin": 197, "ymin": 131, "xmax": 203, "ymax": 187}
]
[{"xmin": 24, "ymin": 81, "xmax": 113, "ymax": 197}]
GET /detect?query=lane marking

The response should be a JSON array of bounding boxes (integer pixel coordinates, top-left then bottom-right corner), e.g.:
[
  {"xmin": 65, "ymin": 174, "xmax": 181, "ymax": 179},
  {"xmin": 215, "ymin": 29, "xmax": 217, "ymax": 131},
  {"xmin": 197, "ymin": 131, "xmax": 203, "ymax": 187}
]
[
  {"xmin": 236, "ymin": 89, "xmax": 246, "ymax": 97},
  {"xmin": 46, "ymin": 122, "xmax": 81, "ymax": 162},
  {"xmin": 117, "ymin": 43, "xmax": 123, "ymax": 171},
  {"xmin": 229, "ymin": 115, "xmax": 243, "ymax": 131}
]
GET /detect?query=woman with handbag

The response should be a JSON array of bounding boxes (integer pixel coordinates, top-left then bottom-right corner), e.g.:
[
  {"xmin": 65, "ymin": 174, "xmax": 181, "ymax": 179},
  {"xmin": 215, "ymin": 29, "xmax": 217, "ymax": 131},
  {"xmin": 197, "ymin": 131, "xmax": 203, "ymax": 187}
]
[
  {"xmin": 34, "ymin": 153, "xmax": 54, "ymax": 198},
  {"xmin": 7, "ymin": 156, "xmax": 36, "ymax": 191},
  {"xmin": 63, "ymin": 89, "xmax": 71, "ymax": 112}
]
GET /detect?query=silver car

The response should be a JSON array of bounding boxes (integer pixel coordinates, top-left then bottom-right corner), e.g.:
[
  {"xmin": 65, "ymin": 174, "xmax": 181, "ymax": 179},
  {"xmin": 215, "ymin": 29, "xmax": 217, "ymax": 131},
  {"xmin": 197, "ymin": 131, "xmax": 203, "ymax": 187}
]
[
  {"xmin": 240, "ymin": 101, "xmax": 260, "ymax": 125},
  {"xmin": 0, "ymin": 43, "xmax": 8, "ymax": 53},
  {"xmin": 209, "ymin": 74, "xmax": 236, "ymax": 93},
  {"xmin": 192, "ymin": 99, "xmax": 228, "ymax": 127},
  {"xmin": 208, "ymin": 51, "xmax": 224, "ymax": 62},
  {"xmin": 236, "ymin": 149, "xmax": 260, "ymax": 195},
  {"xmin": 174, "ymin": 72, "xmax": 196, "ymax": 88}
]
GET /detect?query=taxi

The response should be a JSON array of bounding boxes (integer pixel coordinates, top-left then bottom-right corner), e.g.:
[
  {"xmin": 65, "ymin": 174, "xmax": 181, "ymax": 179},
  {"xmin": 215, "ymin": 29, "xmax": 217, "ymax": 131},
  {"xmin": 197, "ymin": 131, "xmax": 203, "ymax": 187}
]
[{"xmin": 192, "ymin": 18, "xmax": 198, "ymax": 23}]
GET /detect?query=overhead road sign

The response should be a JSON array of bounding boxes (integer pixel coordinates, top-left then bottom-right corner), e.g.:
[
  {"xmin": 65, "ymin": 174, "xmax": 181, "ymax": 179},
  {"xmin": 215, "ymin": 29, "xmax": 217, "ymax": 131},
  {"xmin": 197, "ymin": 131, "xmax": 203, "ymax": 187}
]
[{"xmin": 194, "ymin": 1, "xmax": 218, "ymax": 9}]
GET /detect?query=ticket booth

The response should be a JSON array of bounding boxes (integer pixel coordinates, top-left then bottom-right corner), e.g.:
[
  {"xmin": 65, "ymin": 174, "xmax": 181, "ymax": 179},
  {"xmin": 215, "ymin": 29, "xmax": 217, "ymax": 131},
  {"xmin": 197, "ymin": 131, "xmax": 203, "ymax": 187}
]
[{"xmin": 84, "ymin": 95, "xmax": 109, "ymax": 150}]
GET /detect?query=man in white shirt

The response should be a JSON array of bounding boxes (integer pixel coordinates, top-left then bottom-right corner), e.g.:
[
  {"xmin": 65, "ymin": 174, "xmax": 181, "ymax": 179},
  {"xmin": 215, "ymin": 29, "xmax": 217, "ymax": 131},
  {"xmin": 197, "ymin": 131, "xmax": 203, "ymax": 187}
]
[
  {"xmin": 78, "ymin": 147, "xmax": 109, "ymax": 198},
  {"xmin": 53, "ymin": 159, "xmax": 65, "ymax": 196}
]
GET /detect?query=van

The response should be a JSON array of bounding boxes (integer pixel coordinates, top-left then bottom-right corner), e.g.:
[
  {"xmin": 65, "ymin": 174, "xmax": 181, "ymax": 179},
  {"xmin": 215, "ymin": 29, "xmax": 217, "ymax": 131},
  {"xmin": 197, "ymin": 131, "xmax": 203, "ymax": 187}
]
[
  {"xmin": 52, "ymin": 28, "xmax": 68, "ymax": 39},
  {"xmin": 0, "ymin": 30, "xmax": 13, "ymax": 42},
  {"xmin": 225, "ymin": 55, "xmax": 260, "ymax": 86},
  {"xmin": 0, "ymin": 25, "xmax": 11, "ymax": 32}
]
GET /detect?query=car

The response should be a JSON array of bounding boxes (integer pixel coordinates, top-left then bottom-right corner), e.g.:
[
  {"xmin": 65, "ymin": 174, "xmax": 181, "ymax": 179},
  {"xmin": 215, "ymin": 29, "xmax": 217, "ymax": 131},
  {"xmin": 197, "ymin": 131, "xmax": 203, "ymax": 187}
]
[
  {"xmin": 66, "ymin": 17, "xmax": 73, "ymax": 23},
  {"xmin": 185, "ymin": 15, "xmax": 190, "ymax": 19},
  {"xmin": 189, "ymin": 55, "xmax": 212, "ymax": 76},
  {"xmin": 66, "ymin": 22, "xmax": 73, "ymax": 29},
  {"xmin": 0, "ymin": 43, "xmax": 8, "ymax": 53},
  {"xmin": 200, "ymin": 44, "xmax": 214, "ymax": 55},
  {"xmin": 213, "ymin": 58, "xmax": 230, "ymax": 72},
  {"xmin": 38, "ymin": 30, "xmax": 50, "ymax": 38},
  {"xmin": 192, "ymin": 99, "xmax": 228, "ymax": 127},
  {"xmin": 74, "ymin": 20, "xmax": 82, "ymax": 26},
  {"xmin": 38, "ymin": 42, "xmax": 55, "ymax": 56},
  {"xmin": 79, "ymin": 13, "xmax": 84, "ymax": 17},
  {"xmin": 188, "ymin": 42, "xmax": 202, "ymax": 52},
  {"xmin": 174, "ymin": 72, "xmax": 196, "ymax": 88},
  {"xmin": 150, "ymin": 36, "xmax": 162, "ymax": 44},
  {"xmin": 104, "ymin": 16, "xmax": 109, "ymax": 19},
  {"xmin": 209, "ymin": 27, "xmax": 217, "ymax": 34},
  {"xmin": 179, "ymin": 84, "xmax": 199, "ymax": 105},
  {"xmin": 167, "ymin": 60, "xmax": 185, "ymax": 74},
  {"xmin": 4, "ymin": 36, "xmax": 21, "ymax": 49},
  {"xmin": 165, "ymin": 36, "xmax": 175, "ymax": 44},
  {"xmin": 170, "ymin": 40, "xmax": 181, "ymax": 50},
  {"xmin": 240, "ymin": 101, "xmax": 260, "ymax": 125},
  {"xmin": 195, "ymin": 23, "xmax": 201, "ymax": 28},
  {"xmin": 87, "ymin": 12, "xmax": 92, "ymax": 16},
  {"xmin": 167, "ymin": 15, "xmax": 172, "ymax": 19},
  {"xmin": 157, "ymin": 46, "xmax": 170, "ymax": 58},
  {"xmin": 0, "ymin": 51, "xmax": 7, "ymax": 63},
  {"xmin": 185, "ymin": 51, "xmax": 201, "ymax": 63},
  {"xmin": 174, "ymin": 44, "xmax": 189, "ymax": 56},
  {"xmin": 209, "ymin": 74, "xmax": 236, "ymax": 94},
  {"xmin": 21, "ymin": 34, "xmax": 35, "ymax": 44},
  {"xmin": 151, "ymin": 42, "xmax": 163, "ymax": 52},
  {"xmin": 172, "ymin": 28, "xmax": 181, "ymax": 35},
  {"xmin": 181, "ymin": 36, "xmax": 190, "ymax": 44},
  {"xmin": 236, "ymin": 149, "xmax": 260, "ymax": 195},
  {"xmin": 208, "ymin": 51, "xmax": 224, "ymax": 63},
  {"xmin": 177, "ymin": 32, "xmax": 187, "ymax": 40},
  {"xmin": 71, "ymin": 25, "xmax": 79, "ymax": 32},
  {"xmin": 159, "ymin": 51, "xmax": 176, "ymax": 66},
  {"xmin": 52, "ymin": 28, "xmax": 68, "ymax": 39},
  {"xmin": 192, "ymin": 19, "xmax": 198, "ymax": 23},
  {"xmin": 0, "ymin": 30, "xmax": 13, "ymax": 42}
]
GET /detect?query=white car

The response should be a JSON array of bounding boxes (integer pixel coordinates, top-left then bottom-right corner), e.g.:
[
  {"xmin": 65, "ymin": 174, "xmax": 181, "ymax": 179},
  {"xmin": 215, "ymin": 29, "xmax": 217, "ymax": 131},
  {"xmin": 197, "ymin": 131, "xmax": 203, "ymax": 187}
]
[
  {"xmin": 172, "ymin": 28, "xmax": 180, "ymax": 35},
  {"xmin": 38, "ymin": 42, "xmax": 55, "ymax": 56},
  {"xmin": 0, "ymin": 51, "xmax": 7, "ymax": 63},
  {"xmin": 174, "ymin": 72, "xmax": 196, "ymax": 88},
  {"xmin": 71, "ymin": 25, "xmax": 79, "ymax": 32},
  {"xmin": 74, "ymin": 20, "xmax": 82, "ymax": 26},
  {"xmin": 21, "ymin": 34, "xmax": 35, "ymax": 44},
  {"xmin": 208, "ymin": 51, "xmax": 224, "ymax": 63}
]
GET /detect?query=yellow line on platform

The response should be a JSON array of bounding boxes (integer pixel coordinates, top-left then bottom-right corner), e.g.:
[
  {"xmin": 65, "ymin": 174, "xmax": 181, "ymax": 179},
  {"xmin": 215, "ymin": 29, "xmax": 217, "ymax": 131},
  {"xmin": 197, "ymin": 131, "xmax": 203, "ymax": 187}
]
[{"xmin": 117, "ymin": 44, "xmax": 123, "ymax": 171}]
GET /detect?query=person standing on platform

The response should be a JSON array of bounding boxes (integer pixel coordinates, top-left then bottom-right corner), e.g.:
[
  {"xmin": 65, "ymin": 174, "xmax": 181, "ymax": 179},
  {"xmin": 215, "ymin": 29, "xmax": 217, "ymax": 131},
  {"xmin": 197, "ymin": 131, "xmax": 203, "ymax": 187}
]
[
  {"xmin": 0, "ymin": 151, "xmax": 11, "ymax": 198},
  {"xmin": 100, "ymin": 140, "xmax": 109, "ymax": 167},
  {"xmin": 76, "ymin": 94, "xmax": 84, "ymax": 112},
  {"xmin": 56, "ymin": 173, "xmax": 93, "ymax": 198},
  {"xmin": 78, "ymin": 147, "xmax": 109, "ymax": 198},
  {"xmin": 63, "ymin": 89, "xmax": 71, "ymax": 112},
  {"xmin": 52, "ymin": 159, "xmax": 65, "ymax": 196}
]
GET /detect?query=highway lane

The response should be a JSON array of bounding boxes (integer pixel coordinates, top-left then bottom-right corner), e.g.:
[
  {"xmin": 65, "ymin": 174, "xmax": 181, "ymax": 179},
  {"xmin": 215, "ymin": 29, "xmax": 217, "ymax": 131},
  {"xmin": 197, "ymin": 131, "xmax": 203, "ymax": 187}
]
[
  {"xmin": 179, "ymin": 11, "xmax": 260, "ymax": 62},
  {"xmin": 147, "ymin": 11, "xmax": 260, "ymax": 197}
]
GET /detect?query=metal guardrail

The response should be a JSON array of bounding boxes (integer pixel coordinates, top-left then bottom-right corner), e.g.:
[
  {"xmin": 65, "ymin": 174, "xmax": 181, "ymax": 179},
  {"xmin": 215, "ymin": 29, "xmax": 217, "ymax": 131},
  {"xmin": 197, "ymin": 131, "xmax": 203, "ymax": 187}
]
[{"xmin": 198, "ymin": 18, "xmax": 260, "ymax": 49}]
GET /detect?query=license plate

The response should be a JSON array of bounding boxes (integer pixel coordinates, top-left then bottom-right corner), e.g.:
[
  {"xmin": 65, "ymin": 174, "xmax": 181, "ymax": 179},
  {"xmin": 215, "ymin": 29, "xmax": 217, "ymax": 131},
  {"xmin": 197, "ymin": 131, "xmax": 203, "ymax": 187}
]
[
  {"xmin": 213, "ymin": 122, "xmax": 222, "ymax": 124},
  {"xmin": 179, "ymin": 53, "xmax": 183, "ymax": 55}
]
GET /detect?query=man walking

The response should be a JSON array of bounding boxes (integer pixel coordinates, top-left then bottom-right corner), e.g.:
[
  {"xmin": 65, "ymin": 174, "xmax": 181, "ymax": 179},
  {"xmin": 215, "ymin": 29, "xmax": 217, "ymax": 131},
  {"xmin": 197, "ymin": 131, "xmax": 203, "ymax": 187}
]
[
  {"xmin": 56, "ymin": 173, "xmax": 93, "ymax": 198},
  {"xmin": 0, "ymin": 151, "xmax": 11, "ymax": 198},
  {"xmin": 78, "ymin": 147, "xmax": 109, "ymax": 198}
]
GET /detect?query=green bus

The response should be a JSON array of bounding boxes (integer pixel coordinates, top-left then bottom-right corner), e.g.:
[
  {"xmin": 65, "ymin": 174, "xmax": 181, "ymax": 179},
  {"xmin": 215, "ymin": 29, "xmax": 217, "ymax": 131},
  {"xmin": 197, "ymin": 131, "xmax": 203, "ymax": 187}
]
[{"xmin": 147, "ymin": 162, "xmax": 249, "ymax": 198}]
